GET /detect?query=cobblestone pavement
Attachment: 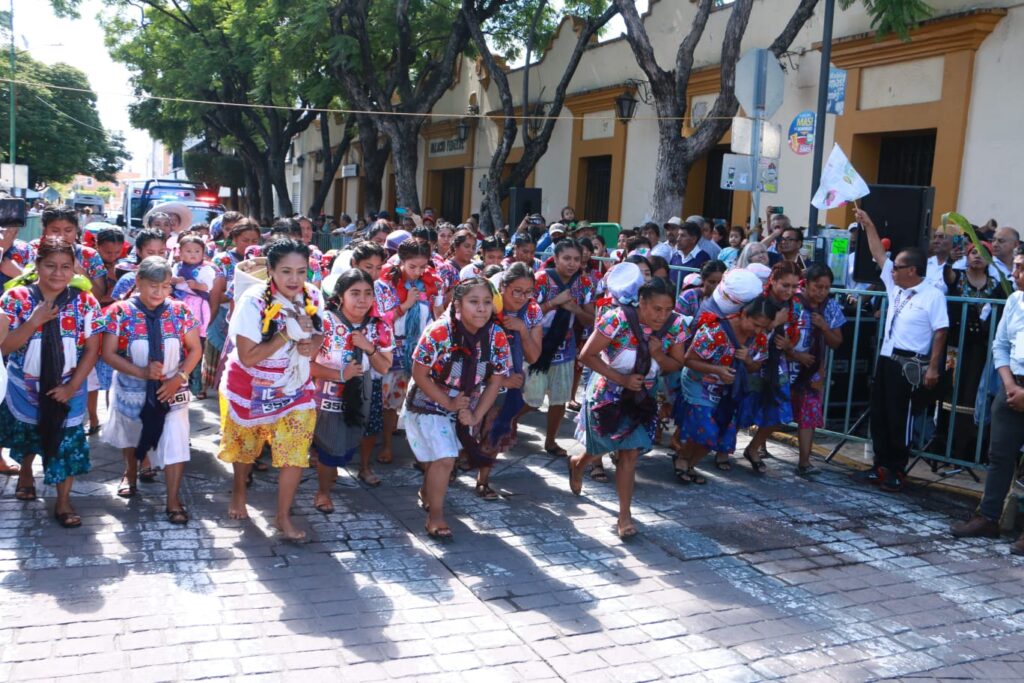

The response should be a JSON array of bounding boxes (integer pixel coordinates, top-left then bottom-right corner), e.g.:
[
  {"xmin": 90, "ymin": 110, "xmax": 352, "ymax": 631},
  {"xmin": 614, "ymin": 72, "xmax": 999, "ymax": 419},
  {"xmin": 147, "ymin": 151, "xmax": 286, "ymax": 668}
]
[{"xmin": 2, "ymin": 398, "xmax": 1024, "ymax": 682}]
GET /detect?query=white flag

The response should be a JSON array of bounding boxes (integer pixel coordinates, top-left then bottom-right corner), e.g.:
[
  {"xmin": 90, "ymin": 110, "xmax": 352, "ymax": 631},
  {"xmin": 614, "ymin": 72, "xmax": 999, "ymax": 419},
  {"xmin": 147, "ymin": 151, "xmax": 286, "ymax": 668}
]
[{"xmin": 811, "ymin": 144, "xmax": 870, "ymax": 210}]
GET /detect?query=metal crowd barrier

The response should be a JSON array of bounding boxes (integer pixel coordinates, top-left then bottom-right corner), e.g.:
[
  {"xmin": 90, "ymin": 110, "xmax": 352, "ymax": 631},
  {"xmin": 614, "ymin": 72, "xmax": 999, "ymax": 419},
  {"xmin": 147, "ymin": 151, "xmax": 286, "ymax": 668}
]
[
  {"xmin": 310, "ymin": 233, "xmax": 353, "ymax": 253},
  {"xmin": 818, "ymin": 287, "xmax": 1007, "ymax": 474}
]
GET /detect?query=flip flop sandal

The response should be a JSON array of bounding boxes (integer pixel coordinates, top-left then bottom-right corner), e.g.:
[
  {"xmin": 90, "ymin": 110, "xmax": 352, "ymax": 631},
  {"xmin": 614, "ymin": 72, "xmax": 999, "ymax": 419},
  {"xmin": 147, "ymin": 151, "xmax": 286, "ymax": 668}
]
[
  {"xmin": 566, "ymin": 401, "xmax": 582, "ymax": 412},
  {"xmin": 165, "ymin": 508, "xmax": 189, "ymax": 525},
  {"xmin": 14, "ymin": 485, "xmax": 36, "ymax": 501},
  {"xmin": 55, "ymin": 511, "xmax": 82, "ymax": 528},
  {"xmin": 87, "ymin": 425, "xmax": 101, "ymax": 436},
  {"xmin": 544, "ymin": 444, "xmax": 569, "ymax": 458},
  {"xmin": 357, "ymin": 473, "xmax": 382, "ymax": 487},
  {"xmin": 117, "ymin": 481, "xmax": 137, "ymax": 499},
  {"xmin": 590, "ymin": 468, "xmax": 610, "ymax": 483},
  {"xmin": 475, "ymin": 483, "xmax": 500, "ymax": 501},
  {"xmin": 688, "ymin": 470, "xmax": 708, "ymax": 485},
  {"xmin": 714, "ymin": 457, "xmax": 733, "ymax": 471},
  {"xmin": 617, "ymin": 524, "xmax": 638, "ymax": 540},
  {"xmin": 314, "ymin": 501, "xmax": 335, "ymax": 515},
  {"xmin": 425, "ymin": 525, "xmax": 453, "ymax": 541},
  {"xmin": 417, "ymin": 491, "xmax": 430, "ymax": 512},
  {"xmin": 139, "ymin": 467, "xmax": 158, "ymax": 482},
  {"xmin": 674, "ymin": 469, "xmax": 693, "ymax": 485},
  {"xmin": 743, "ymin": 449, "xmax": 768, "ymax": 474},
  {"xmin": 796, "ymin": 464, "xmax": 820, "ymax": 477}
]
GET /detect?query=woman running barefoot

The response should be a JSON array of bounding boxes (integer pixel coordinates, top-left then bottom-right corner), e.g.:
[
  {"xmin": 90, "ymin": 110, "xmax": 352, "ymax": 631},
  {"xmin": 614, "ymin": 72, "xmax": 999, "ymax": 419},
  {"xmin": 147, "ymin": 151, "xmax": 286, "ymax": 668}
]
[
  {"xmin": 572, "ymin": 271, "xmax": 686, "ymax": 539},
  {"xmin": 218, "ymin": 239, "xmax": 323, "ymax": 541},
  {"xmin": 310, "ymin": 269, "xmax": 394, "ymax": 512},
  {"xmin": 403, "ymin": 277, "xmax": 512, "ymax": 540},
  {"xmin": 477, "ymin": 263, "xmax": 543, "ymax": 499}
]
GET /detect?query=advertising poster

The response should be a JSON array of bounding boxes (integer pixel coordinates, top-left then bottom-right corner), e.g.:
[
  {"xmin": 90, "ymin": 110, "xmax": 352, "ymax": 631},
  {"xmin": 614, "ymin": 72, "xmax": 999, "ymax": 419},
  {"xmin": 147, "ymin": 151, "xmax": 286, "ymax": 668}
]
[{"xmin": 788, "ymin": 111, "xmax": 815, "ymax": 155}]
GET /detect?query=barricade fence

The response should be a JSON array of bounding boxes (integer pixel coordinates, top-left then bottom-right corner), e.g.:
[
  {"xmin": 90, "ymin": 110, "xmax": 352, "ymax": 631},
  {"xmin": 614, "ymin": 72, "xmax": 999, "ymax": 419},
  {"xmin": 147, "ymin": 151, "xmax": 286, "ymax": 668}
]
[{"xmin": 591, "ymin": 254, "xmax": 1003, "ymax": 474}]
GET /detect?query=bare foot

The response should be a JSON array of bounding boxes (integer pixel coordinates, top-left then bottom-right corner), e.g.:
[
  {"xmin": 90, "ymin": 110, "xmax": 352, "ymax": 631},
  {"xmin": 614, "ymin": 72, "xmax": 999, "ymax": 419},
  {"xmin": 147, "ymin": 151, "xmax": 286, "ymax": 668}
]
[
  {"xmin": 273, "ymin": 517, "xmax": 307, "ymax": 541},
  {"xmin": 617, "ymin": 519, "xmax": 638, "ymax": 539},
  {"xmin": 228, "ymin": 491, "xmax": 249, "ymax": 519}
]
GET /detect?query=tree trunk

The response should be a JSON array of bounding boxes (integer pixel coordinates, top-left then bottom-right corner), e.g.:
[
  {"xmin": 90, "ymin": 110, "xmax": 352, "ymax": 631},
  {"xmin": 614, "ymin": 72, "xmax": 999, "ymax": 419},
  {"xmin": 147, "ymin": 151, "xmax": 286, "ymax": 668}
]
[
  {"xmin": 478, "ymin": 181, "xmax": 504, "ymax": 234},
  {"xmin": 243, "ymin": 162, "xmax": 260, "ymax": 218},
  {"xmin": 385, "ymin": 119, "xmax": 423, "ymax": 213},
  {"xmin": 359, "ymin": 115, "xmax": 389, "ymax": 216},
  {"xmin": 253, "ymin": 161, "xmax": 276, "ymax": 224},
  {"xmin": 651, "ymin": 121, "xmax": 690, "ymax": 223},
  {"xmin": 309, "ymin": 113, "xmax": 353, "ymax": 218}
]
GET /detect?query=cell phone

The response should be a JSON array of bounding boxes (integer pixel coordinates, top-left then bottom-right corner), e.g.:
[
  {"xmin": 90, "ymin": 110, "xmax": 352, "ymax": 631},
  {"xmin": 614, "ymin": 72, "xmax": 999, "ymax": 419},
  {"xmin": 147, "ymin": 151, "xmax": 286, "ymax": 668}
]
[
  {"xmin": 951, "ymin": 235, "xmax": 966, "ymax": 248},
  {"xmin": 771, "ymin": 206, "xmax": 784, "ymax": 215},
  {"xmin": 0, "ymin": 198, "xmax": 26, "ymax": 228}
]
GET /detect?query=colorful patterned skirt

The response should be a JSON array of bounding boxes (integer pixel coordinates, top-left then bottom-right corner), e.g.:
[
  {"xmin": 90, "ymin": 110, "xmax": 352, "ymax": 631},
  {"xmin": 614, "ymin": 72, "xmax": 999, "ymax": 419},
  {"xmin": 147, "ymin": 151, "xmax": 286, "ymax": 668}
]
[{"xmin": 0, "ymin": 402, "xmax": 90, "ymax": 485}]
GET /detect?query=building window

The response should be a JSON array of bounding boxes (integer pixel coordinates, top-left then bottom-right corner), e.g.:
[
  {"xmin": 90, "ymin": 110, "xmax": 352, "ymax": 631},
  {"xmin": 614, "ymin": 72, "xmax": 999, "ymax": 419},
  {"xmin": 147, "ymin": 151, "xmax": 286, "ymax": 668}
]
[{"xmin": 877, "ymin": 131, "xmax": 936, "ymax": 186}]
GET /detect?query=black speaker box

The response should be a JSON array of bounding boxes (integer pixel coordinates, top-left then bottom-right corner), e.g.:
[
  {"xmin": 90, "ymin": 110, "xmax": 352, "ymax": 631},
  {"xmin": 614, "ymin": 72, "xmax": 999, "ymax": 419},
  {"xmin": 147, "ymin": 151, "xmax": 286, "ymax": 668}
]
[
  {"xmin": 509, "ymin": 187, "xmax": 542, "ymax": 231},
  {"xmin": 852, "ymin": 184, "xmax": 934, "ymax": 284}
]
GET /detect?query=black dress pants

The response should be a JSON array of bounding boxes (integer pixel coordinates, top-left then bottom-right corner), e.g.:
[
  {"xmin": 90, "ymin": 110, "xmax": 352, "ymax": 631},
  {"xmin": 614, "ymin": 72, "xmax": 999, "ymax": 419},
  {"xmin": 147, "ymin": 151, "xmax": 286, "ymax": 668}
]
[{"xmin": 870, "ymin": 356, "xmax": 917, "ymax": 473}]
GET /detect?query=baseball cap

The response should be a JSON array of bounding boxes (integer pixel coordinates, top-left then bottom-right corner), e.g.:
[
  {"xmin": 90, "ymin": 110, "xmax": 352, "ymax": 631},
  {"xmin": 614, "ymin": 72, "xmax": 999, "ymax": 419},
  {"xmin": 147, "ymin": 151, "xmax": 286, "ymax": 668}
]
[
  {"xmin": 549, "ymin": 223, "xmax": 567, "ymax": 236},
  {"xmin": 664, "ymin": 216, "xmax": 684, "ymax": 228}
]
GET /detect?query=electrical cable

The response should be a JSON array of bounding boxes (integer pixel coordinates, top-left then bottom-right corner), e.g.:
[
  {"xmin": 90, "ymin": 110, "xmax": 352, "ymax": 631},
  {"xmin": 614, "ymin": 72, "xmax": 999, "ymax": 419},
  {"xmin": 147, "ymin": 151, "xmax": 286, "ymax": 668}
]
[{"xmin": 0, "ymin": 76, "xmax": 734, "ymax": 125}]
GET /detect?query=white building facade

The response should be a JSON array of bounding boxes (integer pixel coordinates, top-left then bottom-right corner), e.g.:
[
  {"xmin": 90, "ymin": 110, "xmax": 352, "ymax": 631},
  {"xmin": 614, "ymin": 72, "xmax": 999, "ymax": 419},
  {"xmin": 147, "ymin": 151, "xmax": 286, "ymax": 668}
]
[{"xmin": 287, "ymin": 0, "xmax": 1022, "ymax": 231}]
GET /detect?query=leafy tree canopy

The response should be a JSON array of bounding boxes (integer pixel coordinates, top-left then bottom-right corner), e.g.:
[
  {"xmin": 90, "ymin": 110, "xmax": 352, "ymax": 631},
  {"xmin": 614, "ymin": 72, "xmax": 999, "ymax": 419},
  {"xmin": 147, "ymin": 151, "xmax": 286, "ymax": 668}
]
[{"xmin": 0, "ymin": 53, "xmax": 129, "ymax": 186}]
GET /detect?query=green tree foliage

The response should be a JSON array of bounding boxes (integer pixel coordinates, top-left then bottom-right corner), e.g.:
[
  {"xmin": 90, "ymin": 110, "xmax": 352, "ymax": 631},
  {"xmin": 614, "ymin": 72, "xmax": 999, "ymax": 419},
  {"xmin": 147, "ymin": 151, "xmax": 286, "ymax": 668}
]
[
  {"xmin": 0, "ymin": 54, "xmax": 129, "ymax": 186},
  {"xmin": 55, "ymin": 0, "xmax": 330, "ymax": 221}
]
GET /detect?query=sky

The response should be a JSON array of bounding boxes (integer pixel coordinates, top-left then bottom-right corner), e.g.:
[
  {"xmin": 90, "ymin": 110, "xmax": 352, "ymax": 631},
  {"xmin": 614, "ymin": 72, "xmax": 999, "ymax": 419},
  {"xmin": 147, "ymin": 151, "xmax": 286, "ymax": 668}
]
[{"xmin": 13, "ymin": 0, "xmax": 154, "ymax": 175}]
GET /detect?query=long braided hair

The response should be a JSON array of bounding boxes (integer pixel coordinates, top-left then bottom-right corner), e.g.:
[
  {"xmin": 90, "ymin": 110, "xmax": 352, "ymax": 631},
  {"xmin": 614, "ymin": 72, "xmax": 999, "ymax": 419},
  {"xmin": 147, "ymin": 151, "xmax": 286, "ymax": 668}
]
[{"xmin": 259, "ymin": 238, "xmax": 322, "ymax": 342}]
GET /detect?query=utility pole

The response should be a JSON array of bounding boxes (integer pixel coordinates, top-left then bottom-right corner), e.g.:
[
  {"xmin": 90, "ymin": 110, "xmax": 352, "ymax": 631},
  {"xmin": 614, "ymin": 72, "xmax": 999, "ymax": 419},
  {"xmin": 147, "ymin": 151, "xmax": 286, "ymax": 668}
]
[
  {"xmin": 806, "ymin": 0, "xmax": 836, "ymax": 234},
  {"xmin": 748, "ymin": 49, "xmax": 767, "ymax": 238}
]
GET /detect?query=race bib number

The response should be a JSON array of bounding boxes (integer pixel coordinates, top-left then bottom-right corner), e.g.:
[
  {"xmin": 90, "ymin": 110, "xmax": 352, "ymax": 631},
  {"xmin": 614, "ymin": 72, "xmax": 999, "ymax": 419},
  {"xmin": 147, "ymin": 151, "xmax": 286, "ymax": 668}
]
[
  {"xmin": 318, "ymin": 380, "xmax": 345, "ymax": 413},
  {"xmin": 251, "ymin": 384, "xmax": 300, "ymax": 415},
  {"xmin": 168, "ymin": 389, "xmax": 191, "ymax": 410}
]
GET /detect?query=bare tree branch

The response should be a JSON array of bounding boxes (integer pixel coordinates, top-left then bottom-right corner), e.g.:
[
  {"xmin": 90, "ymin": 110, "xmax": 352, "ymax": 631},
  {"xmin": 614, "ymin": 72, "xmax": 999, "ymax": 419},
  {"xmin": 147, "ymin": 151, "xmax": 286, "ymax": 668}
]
[{"xmin": 770, "ymin": 0, "xmax": 821, "ymax": 56}]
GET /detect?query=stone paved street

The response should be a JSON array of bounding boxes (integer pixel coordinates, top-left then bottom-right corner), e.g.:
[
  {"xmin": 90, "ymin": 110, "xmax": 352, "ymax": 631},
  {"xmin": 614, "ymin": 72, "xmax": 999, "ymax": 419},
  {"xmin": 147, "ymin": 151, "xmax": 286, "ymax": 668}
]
[{"xmin": 2, "ymin": 399, "xmax": 1024, "ymax": 682}]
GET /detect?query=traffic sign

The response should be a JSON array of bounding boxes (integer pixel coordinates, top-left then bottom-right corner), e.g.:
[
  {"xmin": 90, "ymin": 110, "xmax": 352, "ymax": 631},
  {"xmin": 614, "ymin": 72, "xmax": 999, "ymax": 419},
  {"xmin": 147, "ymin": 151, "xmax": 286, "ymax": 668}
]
[{"xmin": 735, "ymin": 49, "xmax": 785, "ymax": 118}]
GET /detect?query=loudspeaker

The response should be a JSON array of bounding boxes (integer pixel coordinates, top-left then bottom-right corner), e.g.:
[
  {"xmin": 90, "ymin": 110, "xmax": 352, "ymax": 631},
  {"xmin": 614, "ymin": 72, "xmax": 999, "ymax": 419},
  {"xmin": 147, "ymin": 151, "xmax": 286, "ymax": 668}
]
[
  {"xmin": 852, "ymin": 184, "xmax": 934, "ymax": 283},
  {"xmin": 509, "ymin": 187, "xmax": 542, "ymax": 231}
]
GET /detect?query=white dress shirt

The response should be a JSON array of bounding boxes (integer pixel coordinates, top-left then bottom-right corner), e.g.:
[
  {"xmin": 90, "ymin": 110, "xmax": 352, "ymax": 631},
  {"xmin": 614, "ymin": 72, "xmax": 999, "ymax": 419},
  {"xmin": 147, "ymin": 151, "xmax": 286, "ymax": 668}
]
[
  {"xmin": 925, "ymin": 255, "xmax": 949, "ymax": 294},
  {"xmin": 879, "ymin": 259, "xmax": 949, "ymax": 358}
]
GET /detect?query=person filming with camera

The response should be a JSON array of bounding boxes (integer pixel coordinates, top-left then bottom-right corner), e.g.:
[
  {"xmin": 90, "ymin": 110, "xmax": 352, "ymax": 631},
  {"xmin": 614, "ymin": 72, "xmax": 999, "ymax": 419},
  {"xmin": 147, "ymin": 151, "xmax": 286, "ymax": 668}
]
[{"xmin": 855, "ymin": 208, "xmax": 948, "ymax": 493}]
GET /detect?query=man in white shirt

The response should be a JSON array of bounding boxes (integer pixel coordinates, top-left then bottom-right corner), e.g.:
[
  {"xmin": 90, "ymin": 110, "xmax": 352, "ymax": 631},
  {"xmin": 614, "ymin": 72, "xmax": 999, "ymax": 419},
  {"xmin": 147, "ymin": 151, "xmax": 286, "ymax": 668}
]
[
  {"xmin": 687, "ymin": 214, "xmax": 722, "ymax": 259},
  {"xmin": 856, "ymin": 208, "xmax": 949, "ymax": 493},
  {"xmin": 951, "ymin": 246, "xmax": 1024, "ymax": 552},
  {"xmin": 951, "ymin": 227, "xmax": 1018, "ymax": 286},
  {"xmin": 925, "ymin": 227, "xmax": 955, "ymax": 293},
  {"xmin": 650, "ymin": 217, "xmax": 681, "ymax": 261}
]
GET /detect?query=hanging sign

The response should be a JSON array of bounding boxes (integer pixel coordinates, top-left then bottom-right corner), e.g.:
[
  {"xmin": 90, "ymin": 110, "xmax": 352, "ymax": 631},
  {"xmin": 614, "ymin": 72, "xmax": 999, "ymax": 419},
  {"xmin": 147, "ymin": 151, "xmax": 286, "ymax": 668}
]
[
  {"xmin": 827, "ymin": 67, "xmax": 847, "ymax": 115},
  {"xmin": 788, "ymin": 110, "xmax": 816, "ymax": 155}
]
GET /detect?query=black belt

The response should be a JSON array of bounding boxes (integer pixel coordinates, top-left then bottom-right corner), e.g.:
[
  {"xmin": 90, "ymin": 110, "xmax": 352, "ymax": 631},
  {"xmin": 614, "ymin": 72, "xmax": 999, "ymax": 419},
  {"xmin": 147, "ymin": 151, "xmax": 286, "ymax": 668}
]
[{"xmin": 891, "ymin": 349, "xmax": 927, "ymax": 360}]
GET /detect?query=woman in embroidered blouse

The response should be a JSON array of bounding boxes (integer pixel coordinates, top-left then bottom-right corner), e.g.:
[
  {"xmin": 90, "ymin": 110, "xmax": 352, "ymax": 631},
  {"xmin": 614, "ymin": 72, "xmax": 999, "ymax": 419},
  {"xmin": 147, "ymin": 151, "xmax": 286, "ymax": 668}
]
[
  {"xmin": 310, "ymin": 269, "xmax": 394, "ymax": 512},
  {"xmin": 1, "ymin": 237, "xmax": 101, "ymax": 528},
  {"xmin": 675, "ymin": 294, "xmax": 776, "ymax": 484},
  {"xmin": 741, "ymin": 261, "xmax": 802, "ymax": 473},
  {"xmin": 374, "ymin": 238, "xmax": 444, "ymax": 465},
  {"xmin": 523, "ymin": 239, "xmax": 596, "ymax": 457},
  {"xmin": 204, "ymin": 219, "xmax": 262, "ymax": 391},
  {"xmin": 785, "ymin": 263, "xmax": 845, "ymax": 474},
  {"xmin": 219, "ymin": 239, "xmax": 324, "ymax": 541},
  {"xmin": 404, "ymin": 277, "xmax": 512, "ymax": 540},
  {"xmin": 447, "ymin": 228, "xmax": 477, "ymax": 277},
  {"xmin": 110, "ymin": 229, "xmax": 168, "ymax": 301},
  {"xmin": 100, "ymin": 257, "xmax": 203, "ymax": 523},
  {"xmin": 503, "ymin": 233, "xmax": 542, "ymax": 272},
  {"xmin": 476, "ymin": 263, "xmax": 543, "ymax": 500},
  {"xmin": 571, "ymin": 276, "xmax": 686, "ymax": 539},
  {"xmin": 33, "ymin": 205, "xmax": 108, "ymax": 300}
]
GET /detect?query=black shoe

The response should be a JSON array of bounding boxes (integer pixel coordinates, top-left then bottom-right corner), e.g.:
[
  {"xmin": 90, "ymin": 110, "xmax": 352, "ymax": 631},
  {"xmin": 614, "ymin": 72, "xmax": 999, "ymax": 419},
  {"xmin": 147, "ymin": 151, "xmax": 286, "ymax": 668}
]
[
  {"xmin": 880, "ymin": 470, "xmax": 905, "ymax": 493},
  {"xmin": 854, "ymin": 466, "xmax": 885, "ymax": 486}
]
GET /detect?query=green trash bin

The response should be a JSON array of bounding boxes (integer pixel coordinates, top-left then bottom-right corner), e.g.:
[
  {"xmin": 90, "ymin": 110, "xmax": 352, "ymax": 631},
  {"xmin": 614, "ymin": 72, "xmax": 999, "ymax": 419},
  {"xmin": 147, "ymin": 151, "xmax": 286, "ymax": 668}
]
[{"xmin": 589, "ymin": 222, "xmax": 622, "ymax": 249}]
